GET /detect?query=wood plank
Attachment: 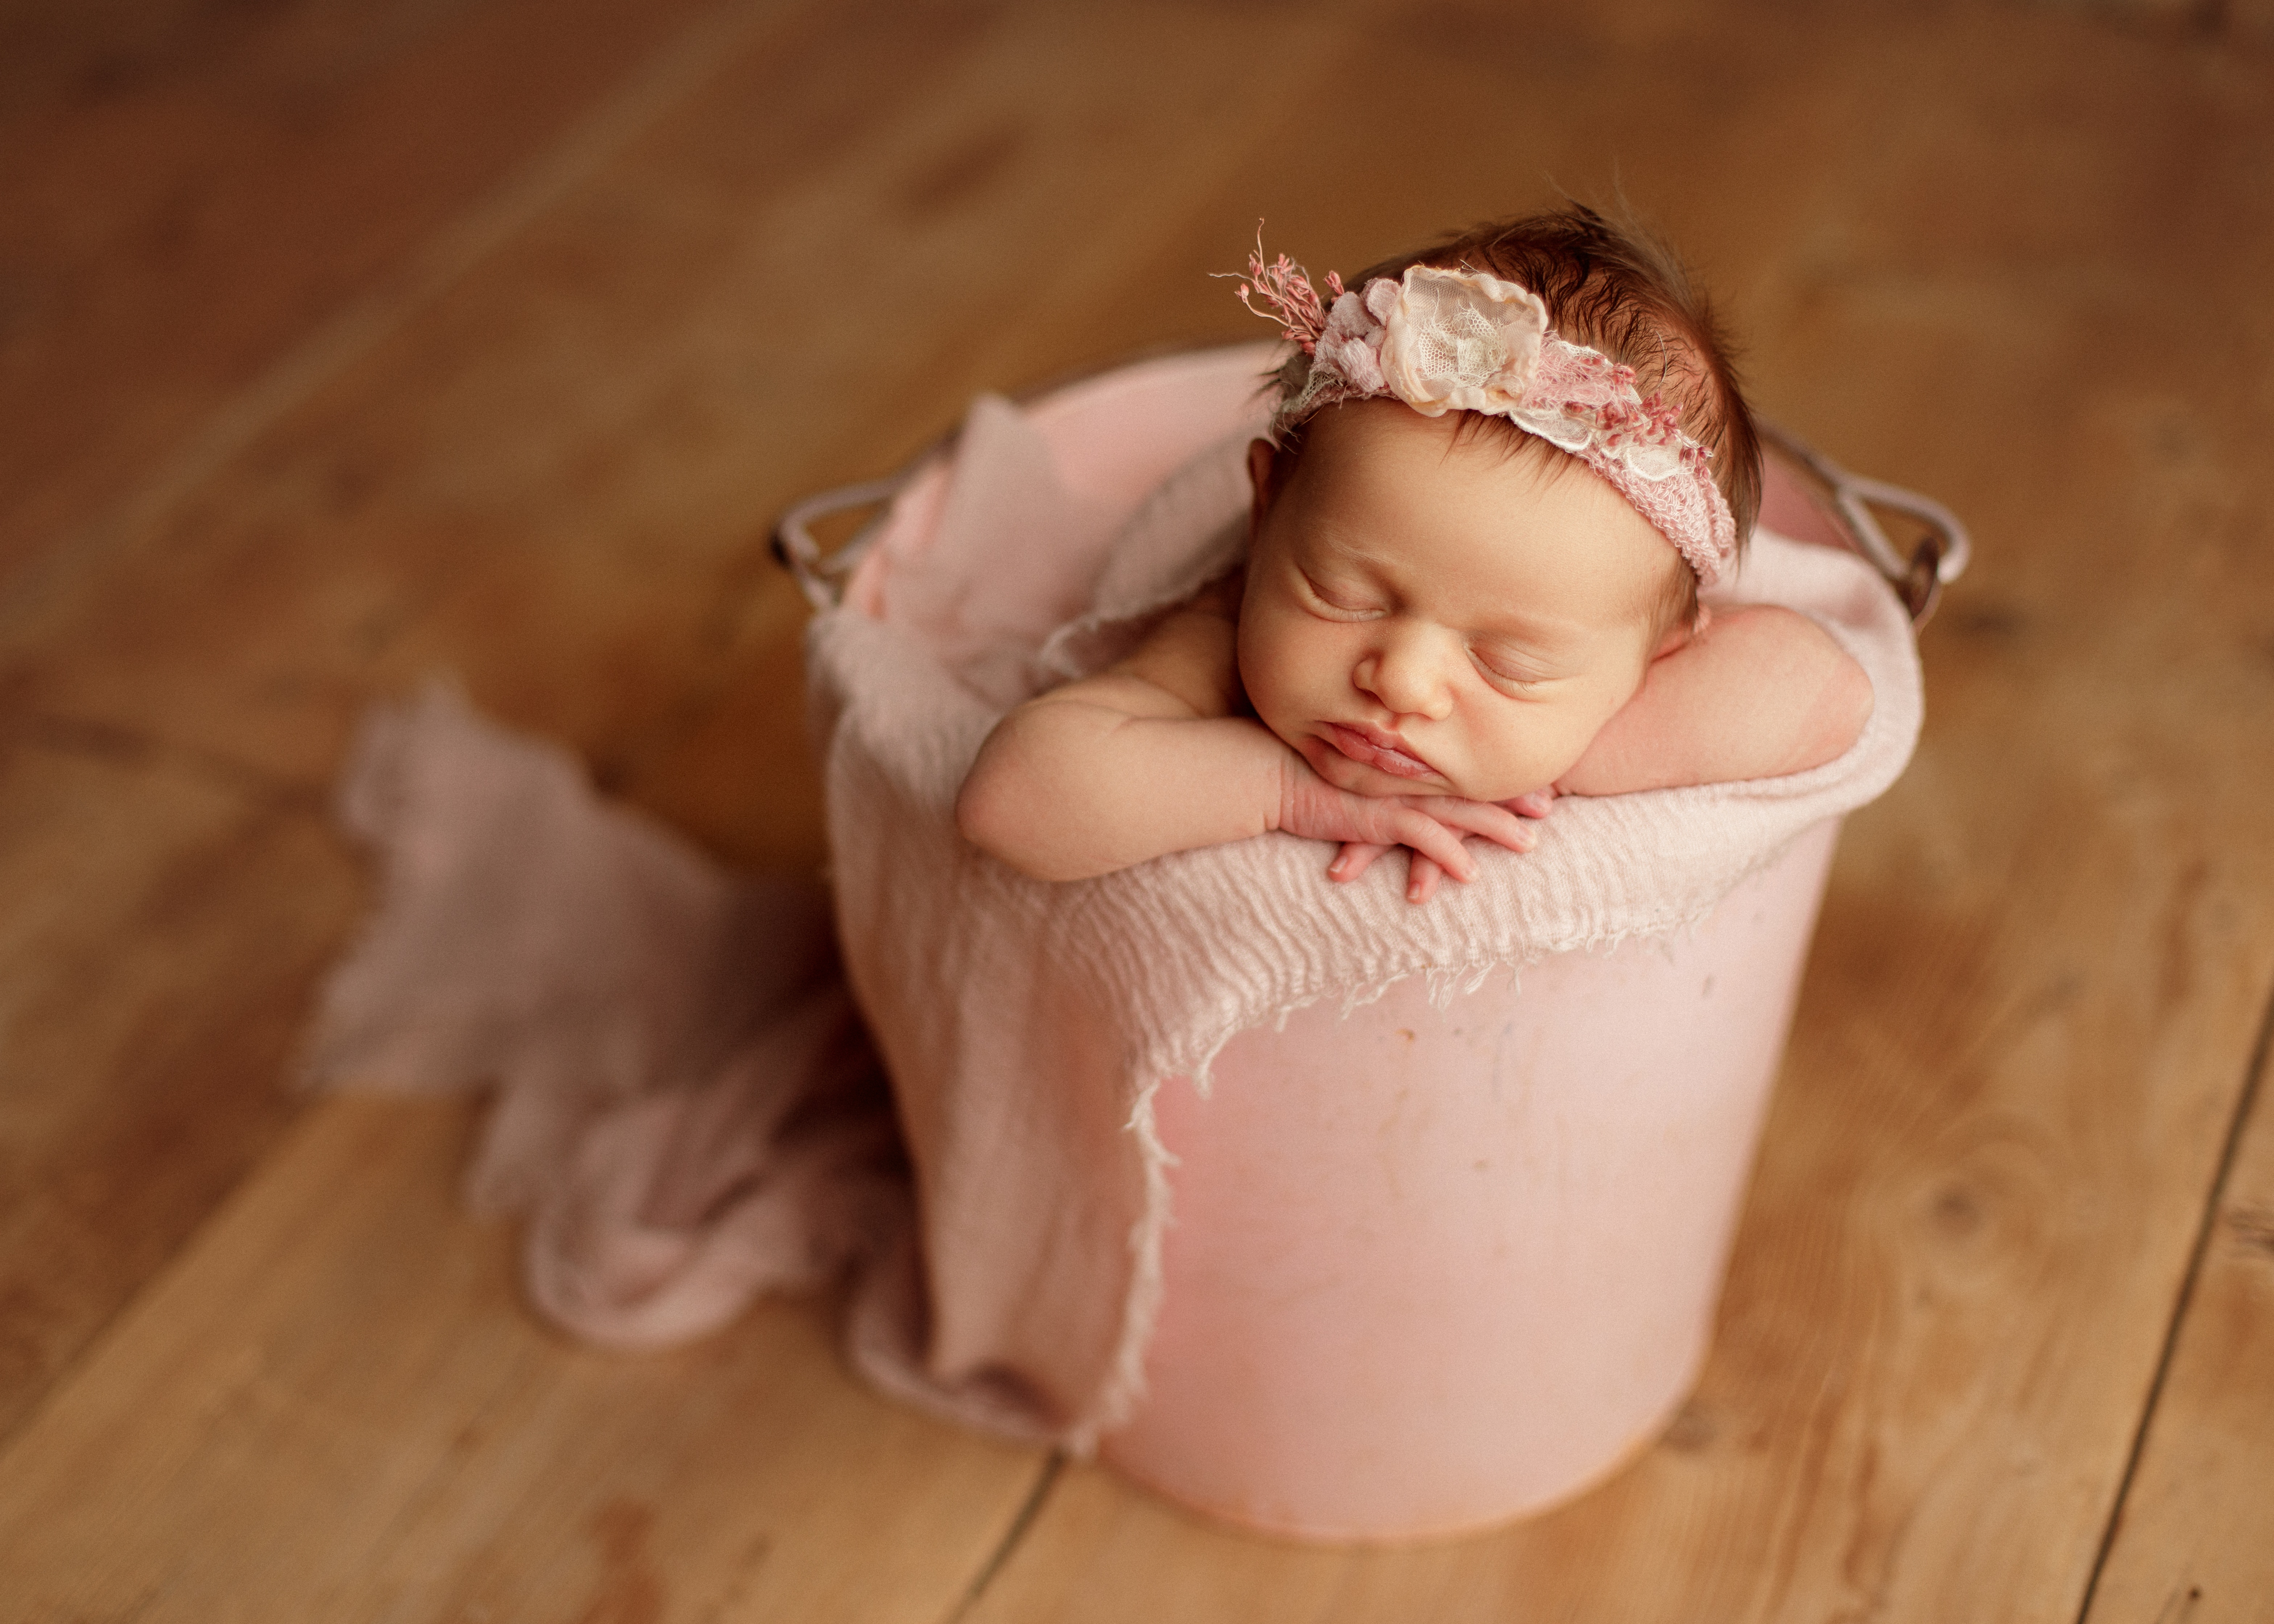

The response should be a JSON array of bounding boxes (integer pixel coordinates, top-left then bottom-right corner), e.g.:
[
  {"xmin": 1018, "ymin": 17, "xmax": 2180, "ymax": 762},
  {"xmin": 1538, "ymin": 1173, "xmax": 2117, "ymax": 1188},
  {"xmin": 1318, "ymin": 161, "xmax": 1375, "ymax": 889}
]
[
  {"xmin": 2083, "ymin": 1010, "xmax": 2274, "ymax": 1624},
  {"xmin": 0, "ymin": 727, "xmax": 353, "ymax": 1443},
  {"xmin": 0, "ymin": 0, "xmax": 723, "ymax": 593},
  {"xmin": 962, "ymin": 8, "xmax": 2274, "ymax": 1620},
  {"xmin": 0, "ymin": 1096, "xmax": 1046, "ymax": 1622}
]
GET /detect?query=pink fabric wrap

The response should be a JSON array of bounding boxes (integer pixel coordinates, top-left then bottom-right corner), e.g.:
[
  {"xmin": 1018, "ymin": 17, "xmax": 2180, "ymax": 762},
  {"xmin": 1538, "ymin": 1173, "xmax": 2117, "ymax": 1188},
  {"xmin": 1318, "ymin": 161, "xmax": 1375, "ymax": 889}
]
[{"xmin": 304, "ymin": 685, "xmax": 1054, "ymax": 1440}]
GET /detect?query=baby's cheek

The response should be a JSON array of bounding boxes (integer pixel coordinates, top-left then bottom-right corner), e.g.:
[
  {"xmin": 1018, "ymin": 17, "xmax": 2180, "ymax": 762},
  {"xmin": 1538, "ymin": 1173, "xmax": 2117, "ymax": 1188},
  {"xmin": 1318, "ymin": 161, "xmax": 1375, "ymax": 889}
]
[
  {"xmin": 1239, "ymin": 626, "xmax": 1316, "ymax": 732},
  {"xmin": 1472, "ymin": 713, "xmax": 1588, "ymax": 802},
  {"xmin": 1542, "ymin": 703, "xmax": 1625, "ymax": 784},
  {"xmin": 1232, "ymin": 621, "xmax": 1283, "ymax": 724}
]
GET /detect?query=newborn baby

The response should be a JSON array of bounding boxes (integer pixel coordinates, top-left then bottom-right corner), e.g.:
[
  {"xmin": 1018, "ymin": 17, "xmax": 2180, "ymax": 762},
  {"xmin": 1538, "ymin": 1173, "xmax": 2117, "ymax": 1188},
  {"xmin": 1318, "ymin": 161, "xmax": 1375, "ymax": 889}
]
[{"xmin": 959, "ymin": 208, "xmax": 1872, "ymax": 902}]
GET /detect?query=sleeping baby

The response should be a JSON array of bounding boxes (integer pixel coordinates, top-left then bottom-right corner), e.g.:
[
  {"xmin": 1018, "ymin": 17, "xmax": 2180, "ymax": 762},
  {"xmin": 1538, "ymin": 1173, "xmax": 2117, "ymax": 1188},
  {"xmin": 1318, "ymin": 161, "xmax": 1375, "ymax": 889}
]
[{"xmin": 958, "ymin": 207, "xmax": 1872, "ymax": 902}]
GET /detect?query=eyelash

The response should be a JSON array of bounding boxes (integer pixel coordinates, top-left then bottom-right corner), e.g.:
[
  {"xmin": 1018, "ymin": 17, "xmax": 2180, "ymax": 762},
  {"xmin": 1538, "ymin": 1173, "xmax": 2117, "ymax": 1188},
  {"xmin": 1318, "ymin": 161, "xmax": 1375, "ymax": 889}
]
[
  {"xmin": 1297, "ymin": 570, "xmax": 1383, "ymax": 620},
  {"xmin": 1300, "ymin": 570, "xmax": 1548, "ymax": 692},
  {"xmin": 1472, "ymin": 652, "xmax": 1547, "ymax": 692}
]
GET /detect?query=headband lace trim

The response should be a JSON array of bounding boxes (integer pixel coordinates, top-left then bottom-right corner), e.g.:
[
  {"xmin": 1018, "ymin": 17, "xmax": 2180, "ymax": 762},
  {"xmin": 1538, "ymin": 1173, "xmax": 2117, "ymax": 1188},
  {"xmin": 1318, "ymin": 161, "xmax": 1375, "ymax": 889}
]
[{"xmin": 1237, "ymin": 247, "xmax": 1738, "ymax": 586}]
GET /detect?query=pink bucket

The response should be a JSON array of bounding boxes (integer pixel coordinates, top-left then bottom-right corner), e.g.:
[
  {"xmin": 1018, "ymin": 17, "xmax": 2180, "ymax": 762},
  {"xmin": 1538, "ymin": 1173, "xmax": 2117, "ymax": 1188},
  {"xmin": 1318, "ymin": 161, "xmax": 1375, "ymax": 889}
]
[
  {"xmin": 784, "ymin": 347, "xmax": 1961, "ymax": 1541},
  {"xmin": 1105, "ymin": 820, "xmax": 1837, "ymax": 1537}
]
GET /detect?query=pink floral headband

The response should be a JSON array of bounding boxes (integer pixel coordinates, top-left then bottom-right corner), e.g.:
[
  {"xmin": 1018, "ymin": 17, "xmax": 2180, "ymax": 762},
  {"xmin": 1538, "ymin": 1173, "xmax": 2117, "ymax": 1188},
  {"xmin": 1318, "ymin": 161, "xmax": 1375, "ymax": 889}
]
[{"xmin": 1237, "ymin": 247, "xmax": 1738, "ymax": 587}]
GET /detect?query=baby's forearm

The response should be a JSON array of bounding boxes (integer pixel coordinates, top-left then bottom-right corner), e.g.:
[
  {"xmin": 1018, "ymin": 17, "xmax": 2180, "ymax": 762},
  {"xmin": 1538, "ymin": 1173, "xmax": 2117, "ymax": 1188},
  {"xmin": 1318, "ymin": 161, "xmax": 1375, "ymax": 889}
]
[
  {"xmin": 1556, "ymin": 605, "xmax": 1873, "ymax": 796},
  {"xmin": 956, "ymin": 681, "xmax": 1291, "ymax": 882}
]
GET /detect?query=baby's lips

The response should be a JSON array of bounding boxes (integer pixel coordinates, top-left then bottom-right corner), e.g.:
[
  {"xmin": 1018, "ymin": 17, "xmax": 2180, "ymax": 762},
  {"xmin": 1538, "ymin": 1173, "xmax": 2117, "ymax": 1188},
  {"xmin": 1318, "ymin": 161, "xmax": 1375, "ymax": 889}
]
[{"xmin": 1322, "ymin": 721, "xmax": 1437, "ymax": 781}]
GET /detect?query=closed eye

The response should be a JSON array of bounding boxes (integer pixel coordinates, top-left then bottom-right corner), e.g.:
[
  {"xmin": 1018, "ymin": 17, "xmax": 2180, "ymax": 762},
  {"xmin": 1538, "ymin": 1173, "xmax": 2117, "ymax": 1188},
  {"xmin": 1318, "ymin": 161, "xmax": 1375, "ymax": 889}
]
[
  {"xmin": 1472, "ymin": 646, "xmax": 1554, "ymax": 692},
  {"xmin": 1297, "ymin": 569, "xmax": 1385, "ymax": 620}
]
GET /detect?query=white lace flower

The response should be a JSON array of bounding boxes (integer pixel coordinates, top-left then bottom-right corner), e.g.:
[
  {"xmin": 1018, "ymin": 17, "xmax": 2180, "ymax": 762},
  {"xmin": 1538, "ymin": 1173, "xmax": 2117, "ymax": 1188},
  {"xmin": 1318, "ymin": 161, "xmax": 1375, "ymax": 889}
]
[{"xmin": 1376, "ymin": 267, "xmax": 1549, "ymax": 417}]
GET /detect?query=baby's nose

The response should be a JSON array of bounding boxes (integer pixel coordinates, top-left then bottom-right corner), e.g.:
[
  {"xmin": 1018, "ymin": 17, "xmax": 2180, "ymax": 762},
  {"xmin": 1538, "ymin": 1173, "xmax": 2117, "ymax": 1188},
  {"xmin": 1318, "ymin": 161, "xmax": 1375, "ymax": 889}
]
[{"xmin": 1357, "ymin": 626, "xmax": 1455, "ymax": 721}]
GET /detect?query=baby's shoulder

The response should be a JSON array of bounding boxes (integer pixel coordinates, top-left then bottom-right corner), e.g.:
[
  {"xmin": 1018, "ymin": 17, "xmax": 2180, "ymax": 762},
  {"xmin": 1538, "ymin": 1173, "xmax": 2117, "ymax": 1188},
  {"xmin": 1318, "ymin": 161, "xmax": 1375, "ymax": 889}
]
[
  {"xmin": 1674, "ymin": 604, "xmax": 1873, "ymax": 779},
  {"xmin": 1108, "ymin": 570, "xmax": 1244, "ymax": 719}
]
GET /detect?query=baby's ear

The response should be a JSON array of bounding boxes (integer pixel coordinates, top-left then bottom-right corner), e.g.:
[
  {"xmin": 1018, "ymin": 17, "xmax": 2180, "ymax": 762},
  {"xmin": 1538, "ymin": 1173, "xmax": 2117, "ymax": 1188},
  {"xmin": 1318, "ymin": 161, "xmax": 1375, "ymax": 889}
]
[{"xmin": 1245, "ymin": 438, "xmax": 1280, "ymax": 539}]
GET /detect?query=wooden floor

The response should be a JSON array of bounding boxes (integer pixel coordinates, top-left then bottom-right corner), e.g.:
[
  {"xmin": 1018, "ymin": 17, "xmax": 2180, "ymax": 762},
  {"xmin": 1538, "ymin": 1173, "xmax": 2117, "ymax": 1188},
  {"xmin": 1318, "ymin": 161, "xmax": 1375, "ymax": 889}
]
[{"xmin": 3, "ymin": 1, "xmax": 2271, "ymax": 1617}]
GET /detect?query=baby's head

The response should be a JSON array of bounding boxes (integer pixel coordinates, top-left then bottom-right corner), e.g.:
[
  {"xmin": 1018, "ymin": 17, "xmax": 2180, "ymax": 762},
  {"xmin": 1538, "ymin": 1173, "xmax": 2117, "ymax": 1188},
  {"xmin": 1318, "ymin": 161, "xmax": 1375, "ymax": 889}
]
[{"xmin": 1232, "ymin": 207, "xmax": 1761, "ymax": 804}]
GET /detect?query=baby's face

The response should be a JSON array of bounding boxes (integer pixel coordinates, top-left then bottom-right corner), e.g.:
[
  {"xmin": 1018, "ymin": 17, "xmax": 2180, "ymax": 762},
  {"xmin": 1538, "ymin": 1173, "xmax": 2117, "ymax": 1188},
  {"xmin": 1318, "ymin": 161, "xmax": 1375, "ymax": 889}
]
[{"xmin": 1237, "ymin": 400, "xmax": 1679, "ymax": 804}]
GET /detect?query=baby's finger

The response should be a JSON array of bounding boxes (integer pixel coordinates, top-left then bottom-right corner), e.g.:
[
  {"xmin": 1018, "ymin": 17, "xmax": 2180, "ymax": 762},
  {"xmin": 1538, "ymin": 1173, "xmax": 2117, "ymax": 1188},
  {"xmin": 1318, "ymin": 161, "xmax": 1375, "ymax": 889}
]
[
  {"xmin": 1406, "ymin": 850, "xmax": 1445, "ymax": 904},
  {"xmin": 1388, "ymin": 810, "xmax": 1479, "ymax": 881},
  {"xmin": 1329, "ymin": 841, "xmax": 1393, "ymax": 882},
  {"xmin": 1506, "ymin": 789, "xmax": 1556, "ymax": 819},
  {"xmin": 1423, "ymin": 799, "xmax": 1538, "ymax": 854}
]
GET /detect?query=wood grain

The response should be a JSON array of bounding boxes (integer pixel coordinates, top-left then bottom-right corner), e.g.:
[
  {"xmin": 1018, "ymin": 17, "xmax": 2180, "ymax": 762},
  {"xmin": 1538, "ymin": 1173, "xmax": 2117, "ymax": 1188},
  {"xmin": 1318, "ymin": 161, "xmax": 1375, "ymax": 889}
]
[
  {"xmin": 0, "ymin": 0, "xmax": 725, "ymax": 591},
  {"xmin": 0, "ymin": 718, "xmax": 352, "ymax": 1442},
  {"xmin": 0, "ymin": 1097, "xmax": 1046, "ymax": 1623},
  {"xmin": 2084, "ymin": 1011, "xmax": 2274, "ymax": 1624}
]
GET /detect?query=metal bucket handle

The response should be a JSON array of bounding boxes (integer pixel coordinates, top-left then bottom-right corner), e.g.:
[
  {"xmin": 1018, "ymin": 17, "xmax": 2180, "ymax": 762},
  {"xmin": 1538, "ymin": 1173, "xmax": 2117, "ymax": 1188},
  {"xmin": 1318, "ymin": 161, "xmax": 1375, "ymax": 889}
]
[
  {"xmin": 770, "ymin": 475, "xmax": 909, "ymax": 614},
  {"xmin": 1757, "ymin": 421, "xmax": 1971, "ymax": 628}
]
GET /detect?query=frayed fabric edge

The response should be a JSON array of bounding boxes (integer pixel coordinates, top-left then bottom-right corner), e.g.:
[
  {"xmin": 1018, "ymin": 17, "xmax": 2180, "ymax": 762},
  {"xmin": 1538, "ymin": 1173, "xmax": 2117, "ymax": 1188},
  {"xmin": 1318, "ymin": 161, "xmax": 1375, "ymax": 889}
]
[
  {"xmin": 1075, "ymin": 904, "xmax": 1728, "ymax": 1449},
  {"xmin": 298, "ymin": 679, "xmax": 494, "ymax": 1096}
]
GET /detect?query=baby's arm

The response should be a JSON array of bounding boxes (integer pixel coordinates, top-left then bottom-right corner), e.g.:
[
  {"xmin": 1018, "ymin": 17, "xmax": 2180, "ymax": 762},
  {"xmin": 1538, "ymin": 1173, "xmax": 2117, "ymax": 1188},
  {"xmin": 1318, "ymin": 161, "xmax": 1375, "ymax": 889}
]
[
  {"xmin": 956, "ymin": 585, "xmax": 1538, "ymax": 884},
  {"xmin": 955, "ymin": 597, "xmax": 1283, "ymax": 881},
  {"xmin": 1555, "ymin": 605, "xmax": 1873, "ymax": 796}
]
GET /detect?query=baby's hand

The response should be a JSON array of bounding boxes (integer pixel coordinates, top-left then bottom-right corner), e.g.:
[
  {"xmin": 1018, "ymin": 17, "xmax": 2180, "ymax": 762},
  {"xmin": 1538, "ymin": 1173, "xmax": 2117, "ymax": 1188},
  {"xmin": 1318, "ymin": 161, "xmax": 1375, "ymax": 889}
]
[
  {"xmin": 1329, "ymin": 788, "xmax": 1557, "ymax": 904},
  {"xmin": 1276, "ymin": 766, "xmax": 1544, "ymax": 899}
]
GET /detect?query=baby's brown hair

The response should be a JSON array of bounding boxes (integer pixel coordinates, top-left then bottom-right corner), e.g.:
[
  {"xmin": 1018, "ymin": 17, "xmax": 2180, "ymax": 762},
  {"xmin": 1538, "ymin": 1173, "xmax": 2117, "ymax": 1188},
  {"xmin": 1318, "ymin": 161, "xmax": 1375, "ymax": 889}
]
[{"xmin": 1269, "ymin": 205, "xmax": 1760, "ymax": 637}]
